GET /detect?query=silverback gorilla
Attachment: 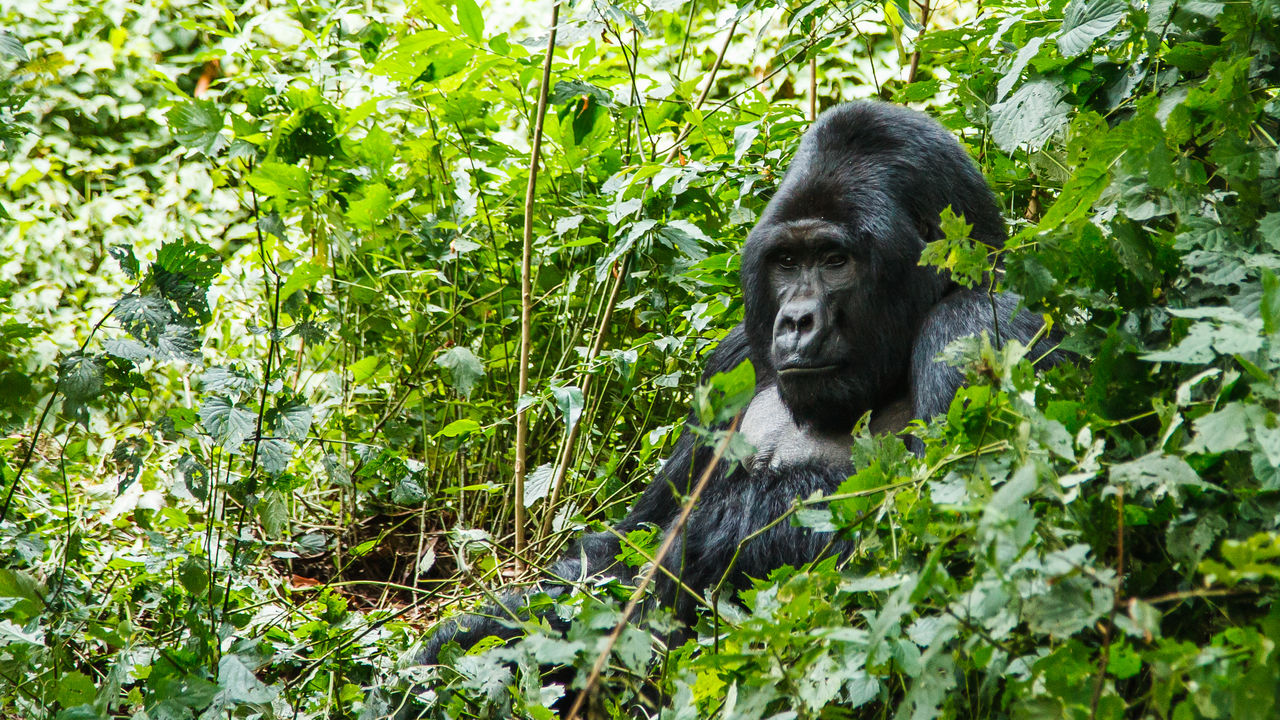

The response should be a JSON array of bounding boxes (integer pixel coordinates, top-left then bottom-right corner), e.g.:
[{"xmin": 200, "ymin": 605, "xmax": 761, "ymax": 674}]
[{"xmin": 416, "ymin": 101, "xmax": 1063, "ymax": 670}]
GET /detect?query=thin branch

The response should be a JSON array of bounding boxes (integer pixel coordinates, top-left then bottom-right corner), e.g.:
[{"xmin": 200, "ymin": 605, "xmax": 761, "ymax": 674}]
[{"xmin": 513, "ymin": 0, "xmax": 561, "ymax": 567}]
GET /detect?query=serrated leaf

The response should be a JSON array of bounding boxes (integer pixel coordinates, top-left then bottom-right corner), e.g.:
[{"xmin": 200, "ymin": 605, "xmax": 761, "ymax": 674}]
[
  {"xmin": 1110, "ymin": 451, "xmax": 1212, "ymax": 499},
  {"xmin": 200, "ymin": 366, "xmax": 257, "ymax": 397},
  {"xmin": 59, "ymin": 354, "xmax": 102, "ymax": 402},
  {"xmin": 1057, "ymin": 0, "xmax": 1126, "ymax": 57},
  {"xmin": 103, "ymin": 338, "xmax": 152, "ymax": 363},
  {"xmin": 1187, "ymin": 403, "xmax": 1258, "ymax": 454},
  {"xmin": 272, "ymin": 399, "xmax": 312, "ymax": 441},
  {"xmin": 155, "ymin": 324, "xmax": 201, "ymax": 362},
  {"xmin": 435, "ymin": 346, "xmax": 485, "ymax": 398},
  {"xmin": 256, "ymin": 438, "xmax": 292, "ymax": 476},
  {"xmin": 990, "ymin": 80, "xmax": 1071, "ymax": 153},
  {"xmin": 168, "ymin": 99, "xmax": 227, "ymax": 156},
  {"xmin": 115, "ymin": 293, "xmax": 172, "ymax": 343},
  {"xmin": 524, "ymin": 463, "xmax": 554, "ymax": 508},
  {"xmin": 199, "ymin": 396, "xmax": 256, "ymax": 449},
  {"xmin": 217, "ymin": 654, "xmax": 275, "ymax": 704},
  {"xmin": 996, "ymin": 36, "xmax": 1046, "ymax": 101}
]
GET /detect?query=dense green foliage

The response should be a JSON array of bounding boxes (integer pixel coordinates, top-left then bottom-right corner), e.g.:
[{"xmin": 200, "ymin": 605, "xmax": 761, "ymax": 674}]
[{"xmin": 2, "ymin": 0, "xmax": 1279, "ymax": 717}]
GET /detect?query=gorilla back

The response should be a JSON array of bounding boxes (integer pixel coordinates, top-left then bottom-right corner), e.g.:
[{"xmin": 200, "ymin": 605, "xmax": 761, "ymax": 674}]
[{"xmin": 414, "ymin": 100, "xmax": 1063, "ymax": 675}]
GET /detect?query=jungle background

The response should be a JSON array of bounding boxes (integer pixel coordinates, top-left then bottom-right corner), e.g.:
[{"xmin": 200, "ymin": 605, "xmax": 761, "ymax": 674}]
[{"xmin": 2, "ymin": 0, "xmax": 1279, "ymax": 717}]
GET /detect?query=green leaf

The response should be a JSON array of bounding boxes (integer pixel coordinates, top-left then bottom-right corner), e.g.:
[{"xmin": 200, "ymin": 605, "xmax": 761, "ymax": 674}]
[
  {"xmin": 1057, "ymin": 0, "xmax": 1127, "ymax": 57},
  {"xmin": 247, "ymin": 161, "xmax": 310, "ymax": 203},
  {"xmin": 217, "ymin": 654, "xmax": 275, "ymax": 704},
  {"xmin": 551, "ymin": 385, "xmax": 583, "ymax": 432},
  {"xmin": 178, "ymin": 556, "xmax": 209, "ymax": 594},
  {"xmin": 437, "ymin": 418, "xmax": 480, "ymax": 438},
  {"xmin": 346, "ymin": 182, "xmax": 393, "ymax": 229},
  {"xmin": 1109, "ymin": 451, "xmax": 1212, "ymax": 499},
  {"xmin": 919, "ymin": 207, "xmax": 987, "ymax": 287},
  {"xmin": 168, "ymin": 99, "xmax": 227, "ymax": 156},
  {"xmin": 280, "ymin": 259, "xmax": 327, "ymax": 302},
  {"xmin": 198, "ymin": 395, "xmax": 256, "ymax": 449},
  {"xmin": 1187, "ymin": 403, "xmax": 1258, "ymax": 455},
  {"xmin": 456, "ymin": 0, "xmax": 484, "ymax": 41},
  {"xmin": 272, "ymin": 398, "xmax": 312, "ymax": 441},
  {"xmin": 53, "ymin": 670, "xmax": 95, "ymax": 708},
  {"xmin": 435, "ymin": 346, "xmax": 485, "ymax": 398},
  {"xmin": 523, "ymin": 463, "xmax": 553, "ymax": 507},
  {"xmin": 989, "ymin": 80, "xmax": 1071, "ymax": 152}
]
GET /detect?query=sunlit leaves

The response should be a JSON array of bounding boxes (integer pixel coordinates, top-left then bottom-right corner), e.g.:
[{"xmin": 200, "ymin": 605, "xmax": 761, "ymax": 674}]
[{"xmin": 989, "ymin": 80, "xmax": 1071, "ymax": 152}]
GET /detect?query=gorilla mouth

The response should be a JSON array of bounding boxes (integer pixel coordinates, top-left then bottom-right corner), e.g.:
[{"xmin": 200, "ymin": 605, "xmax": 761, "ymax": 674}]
[{"xmin": 777, "ymin": 364, "xmax": 839, "ymax": 377}]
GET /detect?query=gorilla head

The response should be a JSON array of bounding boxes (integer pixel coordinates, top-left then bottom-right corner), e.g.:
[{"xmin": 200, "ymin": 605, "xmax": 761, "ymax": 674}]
[{"xmin": 740, "ymin": 102, "xmax": 1008, "ymax": 432}]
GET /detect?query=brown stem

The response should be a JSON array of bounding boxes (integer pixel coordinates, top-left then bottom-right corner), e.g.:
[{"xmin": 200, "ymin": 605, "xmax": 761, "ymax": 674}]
[
  {"xmin": 514, "ymin": 0, "xmax": 561, "ymax": 569},
  {"xmin": 906, "ymin": 0, "xmax": 930, "ymax": 84}
]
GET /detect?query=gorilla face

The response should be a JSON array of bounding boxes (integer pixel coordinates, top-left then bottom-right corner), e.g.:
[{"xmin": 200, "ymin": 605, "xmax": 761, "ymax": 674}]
[{"xmin": 742, "ymin": 206, "xmax": 946, "ymax": 433}]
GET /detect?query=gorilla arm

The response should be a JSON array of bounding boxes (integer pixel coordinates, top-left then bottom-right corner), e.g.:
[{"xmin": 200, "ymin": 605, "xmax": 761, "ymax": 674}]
[{"xmin": 909, "ymin": 288, "xmax": 1066, "ymax": 422}]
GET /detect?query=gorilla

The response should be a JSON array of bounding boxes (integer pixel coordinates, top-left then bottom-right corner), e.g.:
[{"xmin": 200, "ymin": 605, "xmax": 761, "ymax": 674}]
[{"xmin": 413, "ymin": 100, "xmax": 1063, "ymax": 679}]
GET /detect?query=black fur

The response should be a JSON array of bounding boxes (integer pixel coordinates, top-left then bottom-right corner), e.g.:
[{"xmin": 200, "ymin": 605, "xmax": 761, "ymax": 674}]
[{"xmin": 414, "ymin": 101, "xmax": 1063, "ymax": 678}]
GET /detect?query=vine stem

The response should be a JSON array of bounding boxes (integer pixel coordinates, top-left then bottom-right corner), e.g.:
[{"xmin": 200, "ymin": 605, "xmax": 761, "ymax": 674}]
[
  {"xmin": 565, "ymin": 417, "xmax": 739, "ymax": 720},
  {"xmin": 514, "ymin": 0, "xmax": 561, "ymax": 568}
]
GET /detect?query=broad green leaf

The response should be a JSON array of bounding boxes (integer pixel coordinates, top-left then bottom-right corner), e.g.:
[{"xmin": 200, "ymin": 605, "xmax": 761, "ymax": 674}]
[
  {"xmin": 247, "ymin": 161, "xmax": 310, "ymax": 203},
  {"xmin": 280, "ymin": 259, "xmax": 327, "ymax": 302},
  {"xmin": 437, "ymin": 418, "xmax": 480, "ymax": 438},
  {"xmin": 990, "ymin": 80, "xmax": 1071, "ymax": 152},
  {"xmin": 198, "ymin": 395, "xmax": 256, "ymax": 449},
  {"xmin": 456, "ymin": 0, "xmax": 484, "ymax": 40},
  {"xmin": 168, "ymin": 99, "xmax": 227, "ymax": 156},
  {"xmin": 523, "ymin": 463, "xmax": 553, "ymax": 507},
  {"xmin": 217, "ymin": 654, "xmax": 276, "ymax": 704},
  {"xmin": 1057, "ymin": 0, "xmax": 1126, "ymax": 57},
  {"xmin": 436, "ymin": 346, "xmax": 485, "ymax": 398}
]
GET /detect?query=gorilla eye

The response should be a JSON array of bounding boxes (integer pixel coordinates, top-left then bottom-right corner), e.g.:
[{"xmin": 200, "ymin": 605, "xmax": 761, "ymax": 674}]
[
  {"xmin": 824, "ymin": 253, "xmax": 848, "ymax": 268},
  {"xmin": 776, "ymin": 253, "xmax": 797, "ymax": 269}
]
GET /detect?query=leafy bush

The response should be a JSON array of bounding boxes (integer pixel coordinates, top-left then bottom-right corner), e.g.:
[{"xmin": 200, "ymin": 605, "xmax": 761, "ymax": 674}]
[{"xmin": 1, "ymin": 0, "xmax": 1278, "ymax": 718}]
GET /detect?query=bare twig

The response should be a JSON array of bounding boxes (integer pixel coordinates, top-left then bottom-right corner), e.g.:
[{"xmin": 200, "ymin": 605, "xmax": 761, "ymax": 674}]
[
  {"xmin": 906, "ymin": 0, "xmax": 931, "ymax": 84},
  {"xmin": 513, "ymin": 0, "xmax": 562, "ymax": 568}
]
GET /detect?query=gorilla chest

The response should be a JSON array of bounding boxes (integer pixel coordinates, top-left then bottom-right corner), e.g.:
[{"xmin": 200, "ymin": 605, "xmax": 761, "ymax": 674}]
[{"xmin": 740, "ymin": 385, "xmax": 854, "ymax": 472}]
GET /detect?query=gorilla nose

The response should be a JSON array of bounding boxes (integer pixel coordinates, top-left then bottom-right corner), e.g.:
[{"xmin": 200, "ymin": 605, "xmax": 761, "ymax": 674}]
[{"xmin": 774, "ymin": 298, "xmax": 825, "ymax": 357}]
